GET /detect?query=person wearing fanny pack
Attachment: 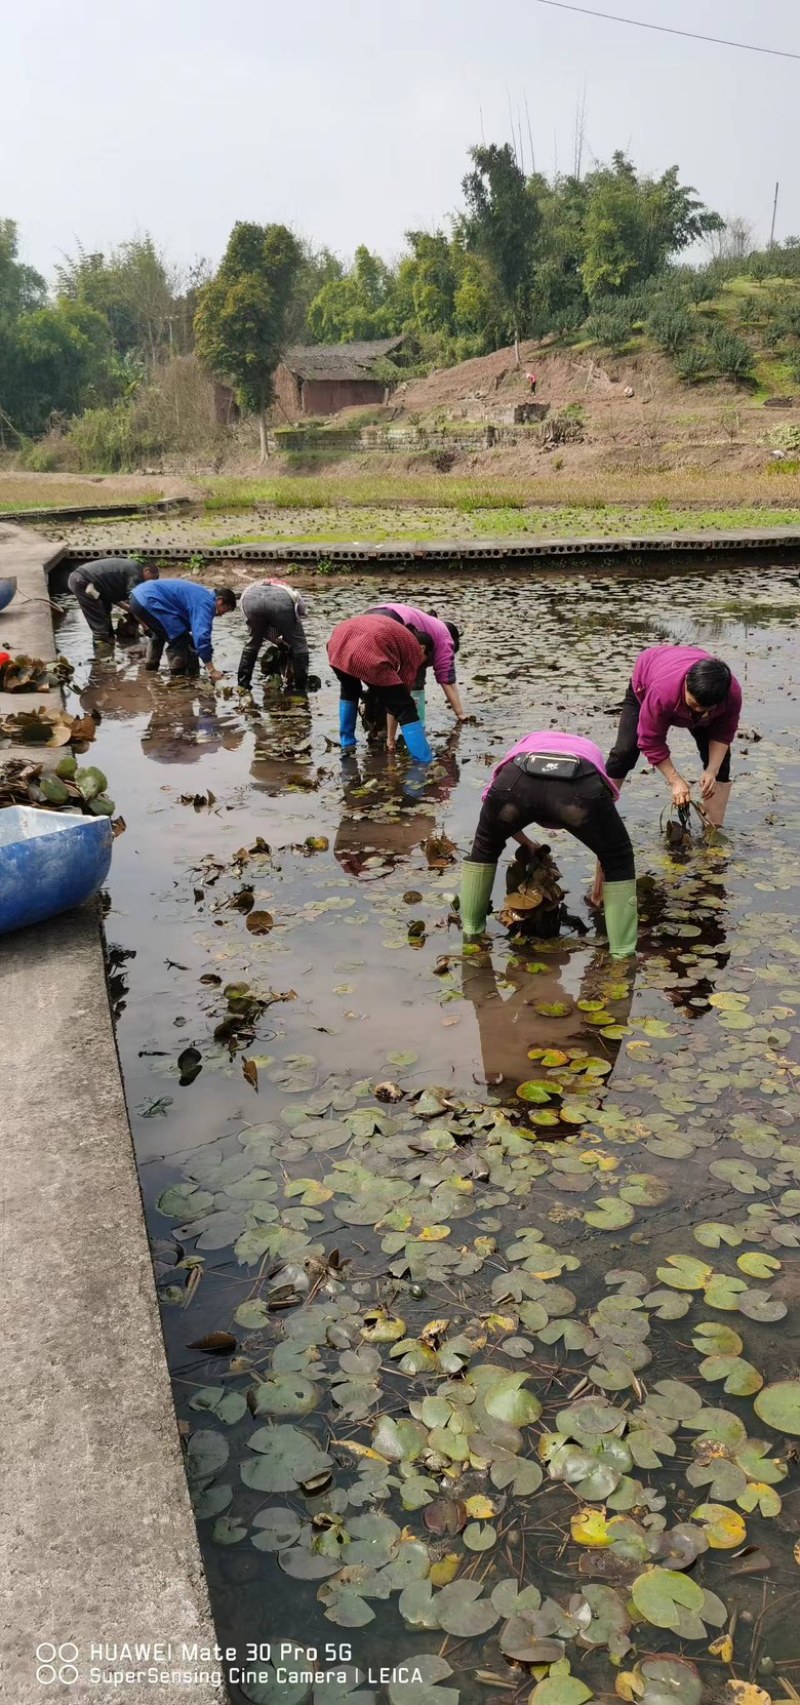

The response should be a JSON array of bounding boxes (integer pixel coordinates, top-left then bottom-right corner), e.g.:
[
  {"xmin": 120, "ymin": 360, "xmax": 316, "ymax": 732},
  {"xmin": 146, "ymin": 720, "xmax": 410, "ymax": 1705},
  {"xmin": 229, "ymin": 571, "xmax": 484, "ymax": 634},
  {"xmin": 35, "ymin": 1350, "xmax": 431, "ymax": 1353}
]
[{"xmin": 459, "ymin": 731, "xmax": 637, "ymax": 959}]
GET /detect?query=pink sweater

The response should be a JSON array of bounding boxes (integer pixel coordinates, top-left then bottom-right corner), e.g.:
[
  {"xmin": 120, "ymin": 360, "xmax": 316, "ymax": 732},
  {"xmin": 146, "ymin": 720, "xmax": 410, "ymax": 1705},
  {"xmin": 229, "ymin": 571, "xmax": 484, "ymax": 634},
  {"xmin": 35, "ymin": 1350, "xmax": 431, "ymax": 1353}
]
[
  {"xmin": 374, "ymin": 604, "xmax": 456, "ymax": 685},
  {"xmin": 631, "ymin": 646, "xmax": 742, "ymax": 766},
  {"xmin": 484, "ymin": 732, "xmax": 620, "ymax": 800}
]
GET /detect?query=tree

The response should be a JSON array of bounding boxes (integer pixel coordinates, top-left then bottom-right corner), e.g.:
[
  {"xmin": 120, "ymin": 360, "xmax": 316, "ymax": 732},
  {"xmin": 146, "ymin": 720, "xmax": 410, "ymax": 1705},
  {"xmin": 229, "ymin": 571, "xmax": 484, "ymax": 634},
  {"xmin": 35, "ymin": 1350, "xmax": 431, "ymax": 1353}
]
[
  {"xmin": 0, "ymin": 219, "xmax": 46, "ymax": 319},
  {"xmin": 13, "ymin": 301, "xmax": 112, "ymax": 433},
  {"xmin": 705, "ymin": 217, "xmax": 754, "ymax": 263},
  {"xmin": 55, "ymin": 236, "xmax": 180, "ymax": 365},
  {"xmin": 581, "ymin": 154, "xmax": 721, "ymax": 299},
  {"xmin": 283, "ymin": 242, "xmax": 344, "ymax": 344},
  {"xmin": 194, "ymin": 222, "xmax": 302, "ymax": 461},
  {"xmin": 306, "ymin": 245, "xmax": 398, "ymax": 343},
  {"xmin": 460, "ymin": 144, "xmax": 541, "ymax": 361}
]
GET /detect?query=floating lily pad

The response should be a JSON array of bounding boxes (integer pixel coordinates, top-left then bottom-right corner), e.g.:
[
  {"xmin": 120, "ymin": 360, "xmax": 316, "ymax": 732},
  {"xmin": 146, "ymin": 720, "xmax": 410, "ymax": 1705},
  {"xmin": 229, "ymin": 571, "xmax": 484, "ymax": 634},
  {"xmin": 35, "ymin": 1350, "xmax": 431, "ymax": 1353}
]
[{"xmin": 753, "ymin": 1380, "xmax": 800, "ymax": 1435}]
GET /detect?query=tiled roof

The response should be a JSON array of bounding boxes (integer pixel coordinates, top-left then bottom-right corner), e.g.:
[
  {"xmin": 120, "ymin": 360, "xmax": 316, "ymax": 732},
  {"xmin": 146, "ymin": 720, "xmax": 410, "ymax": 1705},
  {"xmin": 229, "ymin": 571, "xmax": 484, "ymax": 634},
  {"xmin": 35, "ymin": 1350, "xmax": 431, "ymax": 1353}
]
[{"xmin": 282, "ymin": 337, "xmax": 403, "ymax": 382}]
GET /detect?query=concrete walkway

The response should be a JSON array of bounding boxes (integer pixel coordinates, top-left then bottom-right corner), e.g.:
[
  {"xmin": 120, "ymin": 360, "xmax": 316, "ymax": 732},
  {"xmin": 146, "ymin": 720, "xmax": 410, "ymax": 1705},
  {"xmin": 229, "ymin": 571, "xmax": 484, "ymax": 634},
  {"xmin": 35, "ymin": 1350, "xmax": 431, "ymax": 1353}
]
[
  {"xmin": 0, "ymin": 526, "xmax": 223, "ymax": 1703},
  {"xmin": 59, "ymin": 524, "xmax": 800, "ymax": 569}
]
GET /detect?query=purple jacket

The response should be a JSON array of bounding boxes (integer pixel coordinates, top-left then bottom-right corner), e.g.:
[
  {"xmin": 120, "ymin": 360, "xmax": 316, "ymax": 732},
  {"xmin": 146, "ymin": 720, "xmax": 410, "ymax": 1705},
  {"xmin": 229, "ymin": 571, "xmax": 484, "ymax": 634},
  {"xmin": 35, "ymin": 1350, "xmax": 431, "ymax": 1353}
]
[
  {"xmin": 372, "ymin": 604, "xmax": 457, "ymax": 685},
  {"xmin": 484, "ymin": 732, "xmax": 620, "ymax": 800},
  {"xmin": 631, "ymin": 646, "xmax": 742, "ymax": 766}
]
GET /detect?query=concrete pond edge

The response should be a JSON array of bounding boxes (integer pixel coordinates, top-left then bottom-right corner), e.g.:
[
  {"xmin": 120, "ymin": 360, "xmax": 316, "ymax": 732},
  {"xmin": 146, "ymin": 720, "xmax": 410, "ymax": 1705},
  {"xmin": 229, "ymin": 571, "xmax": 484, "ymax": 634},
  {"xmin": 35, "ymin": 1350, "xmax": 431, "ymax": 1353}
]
[{"xmin": 0, "ymin": 523, "xmax": 224, "ymax": 1705}]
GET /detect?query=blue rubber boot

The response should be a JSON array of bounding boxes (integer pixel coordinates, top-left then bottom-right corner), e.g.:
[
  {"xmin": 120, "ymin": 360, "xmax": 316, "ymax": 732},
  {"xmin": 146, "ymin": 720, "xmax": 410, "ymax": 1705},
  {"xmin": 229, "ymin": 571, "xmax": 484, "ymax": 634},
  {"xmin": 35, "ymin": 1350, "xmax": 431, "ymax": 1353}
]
[
  {"xmin": 400, "ymin": 719, "xmax": 432, "ymax": 763},
  {"xmin": 339, "ymin": 698, "xmax": 358, "ymax": 750}
]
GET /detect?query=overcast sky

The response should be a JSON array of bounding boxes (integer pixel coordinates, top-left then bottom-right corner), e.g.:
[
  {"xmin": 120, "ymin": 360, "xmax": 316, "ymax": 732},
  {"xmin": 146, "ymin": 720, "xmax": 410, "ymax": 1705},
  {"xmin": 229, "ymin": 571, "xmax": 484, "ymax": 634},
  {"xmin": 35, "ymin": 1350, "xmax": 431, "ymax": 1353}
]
[{"xmin": 4, "ymin": 0, "xmax": 798, "ymax": 284}]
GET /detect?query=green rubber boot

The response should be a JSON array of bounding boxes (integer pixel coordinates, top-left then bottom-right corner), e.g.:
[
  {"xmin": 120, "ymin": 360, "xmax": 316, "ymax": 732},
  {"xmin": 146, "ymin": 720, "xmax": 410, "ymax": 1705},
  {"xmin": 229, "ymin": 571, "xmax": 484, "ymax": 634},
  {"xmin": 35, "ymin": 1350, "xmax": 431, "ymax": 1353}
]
[
  {"xmin": 603, "ymin": 879, "xmax": 638, "ymax": 959},
  {"xmin": 458, "ymin": 861, "xmax": 497, "ymax": 939}
]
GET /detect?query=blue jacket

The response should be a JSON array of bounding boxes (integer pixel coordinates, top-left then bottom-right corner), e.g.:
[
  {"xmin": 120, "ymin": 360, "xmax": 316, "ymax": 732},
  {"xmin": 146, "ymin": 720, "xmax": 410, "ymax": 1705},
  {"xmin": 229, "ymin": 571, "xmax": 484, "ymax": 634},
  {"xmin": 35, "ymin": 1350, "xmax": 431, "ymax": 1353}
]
[{"xmin": 132, "ymin": 579, "xmax": 216, "ymax": 661}]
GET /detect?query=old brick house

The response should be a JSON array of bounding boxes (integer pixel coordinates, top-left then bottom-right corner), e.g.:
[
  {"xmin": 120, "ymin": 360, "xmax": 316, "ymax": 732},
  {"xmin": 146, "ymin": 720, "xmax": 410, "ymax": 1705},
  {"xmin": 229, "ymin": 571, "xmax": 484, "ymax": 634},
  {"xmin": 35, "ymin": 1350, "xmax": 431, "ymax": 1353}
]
[{"xmin": 274, "ymin": 337, "xmax": 403, "ymax": 421}]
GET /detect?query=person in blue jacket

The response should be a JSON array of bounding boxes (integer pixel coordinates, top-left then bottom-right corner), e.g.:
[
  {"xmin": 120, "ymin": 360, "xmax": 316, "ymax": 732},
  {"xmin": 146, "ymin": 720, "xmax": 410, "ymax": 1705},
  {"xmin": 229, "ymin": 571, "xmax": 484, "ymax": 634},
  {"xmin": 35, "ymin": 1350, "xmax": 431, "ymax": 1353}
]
[{"xmin": 129, "ymin": 577, "xmax": 237, "ymax": 681}]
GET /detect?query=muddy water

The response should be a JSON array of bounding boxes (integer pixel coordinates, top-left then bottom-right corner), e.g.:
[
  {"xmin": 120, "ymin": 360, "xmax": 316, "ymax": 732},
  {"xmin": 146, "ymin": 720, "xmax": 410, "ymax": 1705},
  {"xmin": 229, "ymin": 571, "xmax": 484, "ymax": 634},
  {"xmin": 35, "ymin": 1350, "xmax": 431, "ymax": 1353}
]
[{"xmin": 58, "ymin": 565, "xmax": 800, "ymax": 1704}]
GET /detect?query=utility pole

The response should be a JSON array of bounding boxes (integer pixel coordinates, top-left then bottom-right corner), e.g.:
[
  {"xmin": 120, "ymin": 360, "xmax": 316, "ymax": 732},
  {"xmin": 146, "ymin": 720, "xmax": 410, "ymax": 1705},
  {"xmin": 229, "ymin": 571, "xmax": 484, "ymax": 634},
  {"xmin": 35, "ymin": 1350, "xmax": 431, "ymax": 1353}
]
[{"xmin": 769, "ymin": 181, "xmax": 780, "ymax": 248}]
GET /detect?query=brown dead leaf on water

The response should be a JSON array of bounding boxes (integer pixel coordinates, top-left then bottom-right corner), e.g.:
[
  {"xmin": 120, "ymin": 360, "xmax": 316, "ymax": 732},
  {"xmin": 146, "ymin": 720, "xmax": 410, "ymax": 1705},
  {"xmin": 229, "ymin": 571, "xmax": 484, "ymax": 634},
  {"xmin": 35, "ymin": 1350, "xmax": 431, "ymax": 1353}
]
[
  {"xmin": 246, "ymin": 910, "xmax": 274, "ymax": 935},
  {"xmin": 423, "ymin": 832, "xmax": 457, "ymax": 870},
  {"xmin": 375, "ymin": 1081, "xmax": 404, "ymax": 1103},
  {"xmin": 189, "ymin": 1331, "xmax": 237, "ymax": 1354},
  {"xmin": 242, "ymin": 1058, "xmax": 259, "ymax": 1092}
]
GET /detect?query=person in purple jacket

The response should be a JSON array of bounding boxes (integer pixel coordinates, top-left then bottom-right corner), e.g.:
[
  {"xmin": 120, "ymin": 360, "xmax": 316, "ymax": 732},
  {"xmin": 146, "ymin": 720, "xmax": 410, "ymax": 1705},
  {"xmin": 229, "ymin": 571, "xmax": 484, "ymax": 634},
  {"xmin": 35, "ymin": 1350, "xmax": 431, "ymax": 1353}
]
[
  {"xmin": 606, "ymin": 646, "xmax": 742, "ymax": 828},
  {"xmin": 365, "ymin": 602, "xmax": 466, "ymax": 744}
]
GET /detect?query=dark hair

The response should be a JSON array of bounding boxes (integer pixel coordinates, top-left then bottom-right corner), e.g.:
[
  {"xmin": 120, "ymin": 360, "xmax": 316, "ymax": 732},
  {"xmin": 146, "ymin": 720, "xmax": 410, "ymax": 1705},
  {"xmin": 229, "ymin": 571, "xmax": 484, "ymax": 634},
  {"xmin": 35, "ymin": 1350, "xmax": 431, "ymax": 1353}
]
[
  {"xmin": 685, "ymin": 657, "xmax": 732, "ymax": 707},
  {"xmin": 143, "ymin": 563, "xmax": 160, "ymax": 578},
  {"xmin": 444, "ymin": 620, "xmax": 460, "ymax": 653},
  {"xmin": 408, "ymin": 624, "xmax": 434, "ymax": 660},
  {"xmin": 214, "ymin": 586, "xmax": 238, "ymax": 611}
]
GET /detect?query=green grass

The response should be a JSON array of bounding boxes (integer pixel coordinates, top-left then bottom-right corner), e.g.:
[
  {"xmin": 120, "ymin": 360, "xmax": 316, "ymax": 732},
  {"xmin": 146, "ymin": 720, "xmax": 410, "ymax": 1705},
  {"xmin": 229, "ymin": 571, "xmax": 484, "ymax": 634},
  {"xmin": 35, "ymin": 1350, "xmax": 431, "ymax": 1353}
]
[{"xmin": 203, "ymin": 501, "xmax": 800, "ymax": 549}]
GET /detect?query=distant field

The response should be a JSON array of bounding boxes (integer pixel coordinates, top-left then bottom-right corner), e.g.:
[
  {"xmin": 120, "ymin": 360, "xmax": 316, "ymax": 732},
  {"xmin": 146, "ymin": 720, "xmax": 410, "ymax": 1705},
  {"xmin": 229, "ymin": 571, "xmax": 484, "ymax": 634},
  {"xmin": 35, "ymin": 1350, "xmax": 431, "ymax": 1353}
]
[{"xmin": 0, "ymin": 474, "xmax": 166, "ymax": 513}]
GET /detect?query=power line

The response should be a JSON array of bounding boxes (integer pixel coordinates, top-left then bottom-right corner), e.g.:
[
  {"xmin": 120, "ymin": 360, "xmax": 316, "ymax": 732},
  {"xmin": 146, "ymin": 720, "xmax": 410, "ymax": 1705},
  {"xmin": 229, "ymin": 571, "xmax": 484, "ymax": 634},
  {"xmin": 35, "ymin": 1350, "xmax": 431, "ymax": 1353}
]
[{"xmin": 532, "ymin": 0, "xmax": 800, "ymax": 62}]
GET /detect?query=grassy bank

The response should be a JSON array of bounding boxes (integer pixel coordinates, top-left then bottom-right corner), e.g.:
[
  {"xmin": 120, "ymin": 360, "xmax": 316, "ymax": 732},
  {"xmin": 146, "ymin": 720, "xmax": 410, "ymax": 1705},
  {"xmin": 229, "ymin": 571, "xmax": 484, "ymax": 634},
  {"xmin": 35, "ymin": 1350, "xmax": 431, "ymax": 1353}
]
[{"xmin": 201, "ymin": 467, "xmax": 800, "ymax": 513}]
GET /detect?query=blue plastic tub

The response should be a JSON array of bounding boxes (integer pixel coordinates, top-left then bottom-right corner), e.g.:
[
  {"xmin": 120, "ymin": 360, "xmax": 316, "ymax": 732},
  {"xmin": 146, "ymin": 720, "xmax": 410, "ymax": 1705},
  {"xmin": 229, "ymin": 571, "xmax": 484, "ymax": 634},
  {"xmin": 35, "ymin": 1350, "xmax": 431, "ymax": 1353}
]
[
  {"xmin": 0, "ymin": 576, "xmax": 18, "ymax": 613},
  {"xmin": 0, "ymin": 806, "xmax": 113, "ymax": 936}
]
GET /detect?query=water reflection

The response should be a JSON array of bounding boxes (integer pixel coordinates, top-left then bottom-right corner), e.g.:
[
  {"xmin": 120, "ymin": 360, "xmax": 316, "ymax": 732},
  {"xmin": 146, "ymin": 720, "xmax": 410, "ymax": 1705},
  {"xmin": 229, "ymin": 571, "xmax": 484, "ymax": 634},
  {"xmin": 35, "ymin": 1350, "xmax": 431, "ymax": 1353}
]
[
  {"xmin": 639, "ymin": 865, "xmax": 731, "ymax": 1017},
  {"xmin": 249, "ymin": 696, "xmax": 316, "ymax": 795},
  {"xmin": 462, "ymin": 942, "xmax": 635, "ymax": 1092},
  {"xmin": 333, "ymin": 740, "xmax": 461, "ymax": 879}
]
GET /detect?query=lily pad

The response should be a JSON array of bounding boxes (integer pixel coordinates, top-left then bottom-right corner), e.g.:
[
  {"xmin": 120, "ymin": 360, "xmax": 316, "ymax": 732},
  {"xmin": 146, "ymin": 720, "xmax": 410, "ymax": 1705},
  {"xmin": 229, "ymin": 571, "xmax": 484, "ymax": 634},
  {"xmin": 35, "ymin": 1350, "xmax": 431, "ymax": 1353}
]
[{"xmin": 753, "ymin": 1379, "xmax": 800, "ymax": 1435}]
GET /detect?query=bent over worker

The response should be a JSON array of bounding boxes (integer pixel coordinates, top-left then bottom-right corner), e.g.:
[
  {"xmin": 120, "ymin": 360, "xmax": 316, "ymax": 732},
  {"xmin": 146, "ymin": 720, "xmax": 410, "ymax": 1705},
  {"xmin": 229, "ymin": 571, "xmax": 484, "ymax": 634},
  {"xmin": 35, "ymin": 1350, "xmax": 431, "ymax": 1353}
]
[
  {"xmin": 458, "ymin": 731, "xmax": 637, "ymax": 959},
  {"xmin": 606, "ymin": 646, "xmax": 741, "ymax": 827},
  {"xmin": 238, "ymin": 578, "xmax": 310, "ymax": 691},
  {"xmin": 326, "ymin": 613, "xmax": 433, "ymax": 763},
  {"xmin": 366, "ymin": 602, "xmax": 466, "ymax": 745},
  {"xmin": 129, "ymin": 577, "xmax": 236, "ymax": 682},
  {"xmin": 68, "ymin": 557, "xmax": 159, "ymax": 646}
]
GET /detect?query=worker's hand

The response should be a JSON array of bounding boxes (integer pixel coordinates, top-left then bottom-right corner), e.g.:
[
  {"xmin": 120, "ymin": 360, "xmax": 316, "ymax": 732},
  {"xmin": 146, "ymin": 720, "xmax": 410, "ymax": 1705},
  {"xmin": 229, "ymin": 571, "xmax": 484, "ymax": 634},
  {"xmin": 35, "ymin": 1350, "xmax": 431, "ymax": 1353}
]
[
  {"xmin": 386, "ymin": 739, "xmax": 396, "ymax": 753},
  {"xmin": 700, "ymin": 770, "xmax": 718, "ymax": 799},
  {"xmin": 206, "ymin": 665, "xmax": 223, "ymax": 684},
  {"xmin": 671, "ymin": 776, "xmax": 691, "ymax": 808}
]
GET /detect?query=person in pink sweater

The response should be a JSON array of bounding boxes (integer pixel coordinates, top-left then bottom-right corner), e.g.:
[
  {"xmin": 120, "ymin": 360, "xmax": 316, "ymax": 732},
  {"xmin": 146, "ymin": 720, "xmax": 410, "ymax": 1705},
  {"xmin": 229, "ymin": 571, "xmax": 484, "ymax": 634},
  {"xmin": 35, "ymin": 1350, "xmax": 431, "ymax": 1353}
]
[
  {"xmin": 606, "ymin": 646, "xmax": 741, "ymax": 827},
  {"xmin": 459, "ymin": 731, "xmax": 637, "ymax": 958}
]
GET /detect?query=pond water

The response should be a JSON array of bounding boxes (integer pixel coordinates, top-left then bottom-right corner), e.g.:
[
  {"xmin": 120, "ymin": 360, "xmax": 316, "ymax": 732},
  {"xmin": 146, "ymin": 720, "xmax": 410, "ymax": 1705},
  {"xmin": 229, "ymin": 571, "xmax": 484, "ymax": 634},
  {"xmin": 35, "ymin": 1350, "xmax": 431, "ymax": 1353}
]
[{"xmin": 56, "ymin": 563, "xmax": 800, "ymax": 1705}]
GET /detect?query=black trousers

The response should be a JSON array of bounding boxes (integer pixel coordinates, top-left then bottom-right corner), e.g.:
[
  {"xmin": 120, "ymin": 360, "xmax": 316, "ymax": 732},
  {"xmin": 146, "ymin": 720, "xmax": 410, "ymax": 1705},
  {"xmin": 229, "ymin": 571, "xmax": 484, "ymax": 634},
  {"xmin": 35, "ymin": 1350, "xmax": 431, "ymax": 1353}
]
[
  {"xmin": 238, "ymin": 608, "xmax": 309, "ymax": 690},
  {"xmin": 129, "ymin": 595, "xmax": 200, "ymax": 677},
  {"xmin": 607, "ymin": 681, "xmax": 732, "ymax": 782},
  {"xmin": 333, "ymin": 669, "xmax": 418, "ymax": 726},
  {"xmin": 68, "ymin": 569, "xmax": 115, "ymax": 643},
  {"xmin": 471, "ymin": 759, "xmax": 635, "ymax": 882}
]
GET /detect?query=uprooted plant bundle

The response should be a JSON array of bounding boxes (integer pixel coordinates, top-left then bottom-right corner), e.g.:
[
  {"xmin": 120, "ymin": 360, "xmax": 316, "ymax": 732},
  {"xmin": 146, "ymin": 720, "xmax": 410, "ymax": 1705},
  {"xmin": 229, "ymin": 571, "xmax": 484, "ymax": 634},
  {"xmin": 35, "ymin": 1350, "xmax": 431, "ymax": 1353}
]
[
  {"xmin": 0, "ymin": 652, "xmax": 74, "ymax": 693},
  {"xmin": 0, "ymin": 704, "xmax": 97, "ymax": 748},
  {"xmin": 499, "ymin": 844, "xmax": 589, "ymax": 938},
  {"xmin": 0, "ymin": 755, "xmax": 117, "ymax": 818}
]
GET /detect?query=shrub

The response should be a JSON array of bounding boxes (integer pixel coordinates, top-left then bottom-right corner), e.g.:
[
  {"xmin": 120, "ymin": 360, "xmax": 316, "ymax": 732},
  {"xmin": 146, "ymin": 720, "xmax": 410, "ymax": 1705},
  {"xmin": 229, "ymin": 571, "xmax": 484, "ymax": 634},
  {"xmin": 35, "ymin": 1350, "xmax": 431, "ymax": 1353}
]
[
  {"xmin": 586, "ymin": 308, "xmax": 634, "ymax": 351},
  {"xmin": 65, "ymin": 402, "xmax": 163, "ymax": 471},
  {"xmin": 706, "ymin": 327, "xmax": 756, "ymax": 382},
  {"xmin": 769, "ymin": 423, "xmax": 800, "ymax": 453},
  {"xmin": 647, "ymin": 309, "xmax": 694, "ymax": 355},
  {"xmin": 674, "ymin": 348, "xmax": 707, "ymax": 385}
]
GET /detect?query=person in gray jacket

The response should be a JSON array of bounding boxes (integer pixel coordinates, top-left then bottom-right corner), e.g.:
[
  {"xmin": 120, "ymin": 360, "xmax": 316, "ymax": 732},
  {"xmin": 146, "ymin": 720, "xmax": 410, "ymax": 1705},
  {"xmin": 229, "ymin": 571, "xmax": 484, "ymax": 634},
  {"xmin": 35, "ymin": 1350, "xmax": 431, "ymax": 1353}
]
[
  {"xmin": 237, "ymin": 578, "xmax": 310, "ymax": 692},
  {"xmin": 68, "ymin": 557, "xmax": 159, "ymax": 646}
]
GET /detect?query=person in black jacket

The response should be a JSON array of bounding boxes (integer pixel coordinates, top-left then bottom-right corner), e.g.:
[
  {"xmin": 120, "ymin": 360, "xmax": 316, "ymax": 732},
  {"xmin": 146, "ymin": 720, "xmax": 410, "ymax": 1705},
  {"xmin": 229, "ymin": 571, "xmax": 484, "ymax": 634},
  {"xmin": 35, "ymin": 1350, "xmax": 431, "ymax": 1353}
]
[{"xmin": 68, "ymin": 557, "xmax": 159, "ymax": 646}]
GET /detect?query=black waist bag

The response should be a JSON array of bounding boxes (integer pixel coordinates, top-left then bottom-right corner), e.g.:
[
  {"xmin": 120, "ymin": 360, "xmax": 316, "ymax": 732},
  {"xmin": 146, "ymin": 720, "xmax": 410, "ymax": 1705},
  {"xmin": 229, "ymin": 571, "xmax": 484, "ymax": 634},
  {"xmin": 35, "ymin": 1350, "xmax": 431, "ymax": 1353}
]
[{"xmin": 513, "ymin": 750, "xmax": 581, "ymax": 781}]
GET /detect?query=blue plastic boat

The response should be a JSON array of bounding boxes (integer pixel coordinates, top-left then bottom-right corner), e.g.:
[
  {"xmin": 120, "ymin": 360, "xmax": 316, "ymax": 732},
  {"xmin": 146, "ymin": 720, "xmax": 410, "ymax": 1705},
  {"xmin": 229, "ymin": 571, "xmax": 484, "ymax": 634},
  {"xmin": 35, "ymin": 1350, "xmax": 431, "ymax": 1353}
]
[
  {"xmin": 0, "ymin": 806, "xmax": 113, "ymax": 936},
  {"xmin": 0, "ymin": 576, "xmax": 18, "ymax": 613}
]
